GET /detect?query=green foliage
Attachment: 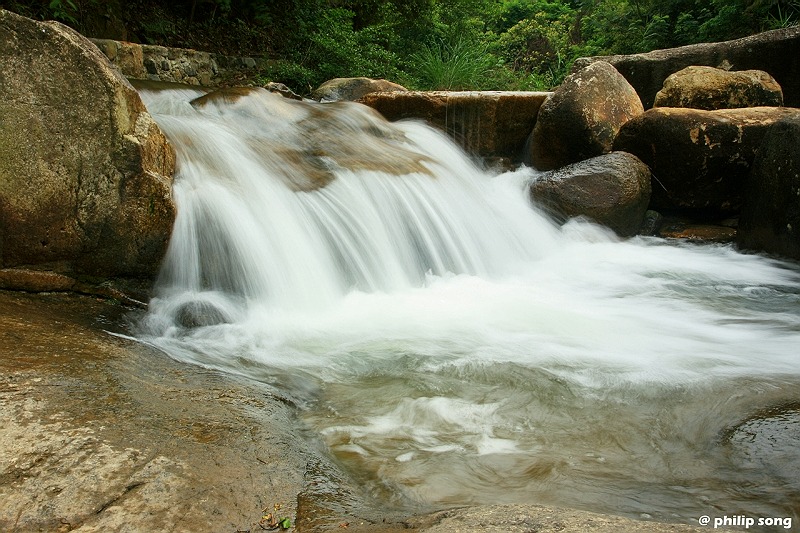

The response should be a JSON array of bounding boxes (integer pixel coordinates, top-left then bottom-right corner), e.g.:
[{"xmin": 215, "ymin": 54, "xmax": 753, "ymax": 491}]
[
  {"xmin": 410, "ymin": 36, "xmax": 497, "ymax": 90},
  {"xmin": 3, "ymin": 0, "xmax": 794, "ymax": 93},
  {"xmin": 48, "ymin": 0, "xmax": 77, "ymax": 24},
  {"xmin": 496, "ymin": 10, "xmax": 573, "ymax": 72}
]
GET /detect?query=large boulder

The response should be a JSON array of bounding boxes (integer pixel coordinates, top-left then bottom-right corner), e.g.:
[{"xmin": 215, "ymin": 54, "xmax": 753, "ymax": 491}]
[
  {"xmin": 0, "ymin": 9, "xmax": 176, "ymax": 280},
  {"xmin": 528, "ymin": 152, "xmax": 652, "ymax": 237},
  {"xmin": 359, "ymin": 90, "xmax": 549, "ymax": 162},
  {"xmin": 653, "ymin": 66, "xmax": 783, "ymax": 110},
  {"xmin": 526, "ymin": 61, "xmax": 643, "ymax": 171},
  {"xmin": 613, "ymin": 106, "xmax": 800, "ymax": 215},
  {"xmin": 573, "ymin": 26, "xmax": 800, "ymax": 109},
  {"xmin": 312, "ymin": 77, "xmax": 407, "ymax": 102},
  {"xmin": 738, "ymin": 117, "xmax": 800, "ymax": 259}
]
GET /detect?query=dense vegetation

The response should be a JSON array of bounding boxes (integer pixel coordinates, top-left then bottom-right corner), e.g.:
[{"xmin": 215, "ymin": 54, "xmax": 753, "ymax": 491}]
[{"xmin": 3, "ymin": 0, "xmax": 798, "ymax": 94}]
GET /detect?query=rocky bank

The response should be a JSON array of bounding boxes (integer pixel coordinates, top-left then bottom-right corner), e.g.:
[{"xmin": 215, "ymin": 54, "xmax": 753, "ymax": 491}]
[{"xmin": 0, "ymin": 290, "xmax": 729, "ymax": 533}]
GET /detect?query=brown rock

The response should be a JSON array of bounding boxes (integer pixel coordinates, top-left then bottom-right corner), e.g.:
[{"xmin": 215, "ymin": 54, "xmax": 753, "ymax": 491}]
[
  {"xmin": 738, "ymin": 117, "xmax": 800, "ymax": 259},
  {"xmin": 574, "ymin": 26, "xmax": 800, "ymax": 108},
  {"xmin": 612, "ymin": 106, "xmax": 800, "ymax": 215},
  {"xmin": 0, "ymin": 9, "xmax": 175, "ymax": 280},
  {"xmin": 526, "ymin": 61, "xmax": 643, "ymax": 171},
  {"xmin": 360, "ymin": 90, "xmax": 549, "ymax": 161},
  {"xmin": 528, "ymin": 152, "xmax": 651, "ymax": 237},
  {"xmin": 654, "ymin": 66, "xmax": 783, "ymax": 110},
  {"xmin": 312, "ymin": 77, "xmax": 408, "ymax": 102},
  {"xmin": 659, "ymin": 223, "xmax": 737, "ymax": 243}
]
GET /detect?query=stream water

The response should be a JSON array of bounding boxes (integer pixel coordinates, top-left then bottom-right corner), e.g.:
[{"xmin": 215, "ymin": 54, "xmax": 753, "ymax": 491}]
[{"xmin": 135, "ymin": 86, "xmax": 800, "ymax": 527}]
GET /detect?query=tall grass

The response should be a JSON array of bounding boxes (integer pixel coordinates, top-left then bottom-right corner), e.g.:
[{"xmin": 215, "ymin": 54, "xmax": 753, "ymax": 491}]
[{"xmin": 410, "ymin": 37, "xmax": 497, "ymax": 90}]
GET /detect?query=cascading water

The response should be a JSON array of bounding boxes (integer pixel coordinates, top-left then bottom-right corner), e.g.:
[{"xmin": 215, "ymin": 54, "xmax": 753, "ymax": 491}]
[{"xmin": 136, "ymin": 86, "xmax": 800, "ymax": 527}]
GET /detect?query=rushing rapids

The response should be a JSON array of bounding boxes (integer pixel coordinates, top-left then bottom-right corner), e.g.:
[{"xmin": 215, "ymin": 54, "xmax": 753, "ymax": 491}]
[{"xmin": 136, "ymin": 86, "xmax": 800, "ymax": 527}]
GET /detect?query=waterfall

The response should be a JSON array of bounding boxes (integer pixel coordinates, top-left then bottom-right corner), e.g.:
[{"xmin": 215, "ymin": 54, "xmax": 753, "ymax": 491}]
[{"xmin": 136, "ymin": 86, "xmax": 800, "ymax": 524}]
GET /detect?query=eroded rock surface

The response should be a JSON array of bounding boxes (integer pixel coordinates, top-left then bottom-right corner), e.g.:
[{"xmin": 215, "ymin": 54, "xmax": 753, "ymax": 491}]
[
  {"xmin": 0, "ymin": 9, "xmax": 175, "ymax": 280},
  {"xmin": 738, "ymin": 117, "xmax": 800, "ymax": 259},
  {"xmin": 613, "ymin": 106, "xmax": 800, "ymax": 214},
  {"xmin": 361, "ymin": 90, "xmax": 549, "ymax": 162}
]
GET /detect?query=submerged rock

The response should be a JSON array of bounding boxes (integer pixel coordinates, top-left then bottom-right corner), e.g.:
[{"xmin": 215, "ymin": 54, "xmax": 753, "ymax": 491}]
[
  {"xmin": 653, "ymin": 66, "xmax": 783, "ymax": 110},
  {"xmin": 725, "ymin": 402, "xmax": 800, "ymax": 492},
  {"xmin": 190, "ymin": 87, "xmax": 433, "ymax": 191},
  {"xmin": 526, "ymin": 61, "xmax": 643, "ymax": 171},
  {"xmin": 613, "ymin": 106, "xmax": 800, "ymax": 215},
  {"xmin": 528, "ymin": 152, "xmax": 651, "ymax": 237},
  {"xmin": 0, "ymin": 9, "xmax": 175, "ymax": 280},
  {"xmin": 175, "ymin": 300, "xmax": 232, "ymax": 328}
]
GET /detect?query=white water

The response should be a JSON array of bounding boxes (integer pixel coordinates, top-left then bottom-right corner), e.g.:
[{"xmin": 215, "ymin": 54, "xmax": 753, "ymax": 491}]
[{"xmin": 136, "ymin": 87, "xmax": 800, "ymax": 526}]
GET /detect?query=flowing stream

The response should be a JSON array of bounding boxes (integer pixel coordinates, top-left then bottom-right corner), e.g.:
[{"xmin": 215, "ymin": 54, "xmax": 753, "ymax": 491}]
[{"xmin": 135, "ymin": 86, "xmax": 800, "ymax": 527}]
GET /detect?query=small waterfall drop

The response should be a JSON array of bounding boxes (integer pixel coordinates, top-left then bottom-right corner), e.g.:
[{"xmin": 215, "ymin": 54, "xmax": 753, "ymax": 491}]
[{"xmin": 136, "ymin": 86, "xmax": 800, "ymax": 526}]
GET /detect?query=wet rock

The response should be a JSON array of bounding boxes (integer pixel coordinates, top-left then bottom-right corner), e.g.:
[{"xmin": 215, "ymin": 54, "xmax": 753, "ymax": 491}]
[
  {"xmin": 573, "ymin": 26, "xmax": 800, "ymax": 109},
  {"xmin": 360, "ymin": 90, "xmax": 549, "ymax": 162},
  {"xmin": 613, "ymin": 106, "xmax": 800, "ymax": 215},
  {"xmin": 639, "ymin": 210, "xmax": 664, "ymax": 236},
  {"xmin": 528, "ymin": 152, "xmax": 651, "ymax": 237},
  {"xmin": 526, "ymin": 61, "xmax": 643, "ymax": 171},
  {"xmin": 175, "ymin": 300, "xmax": 231, "ymax": 328},
  {"xmin": 312, "ymin": 77, "xmax": 407, "ymax": 102},
  {"xmin": 725, "ymin": 403, "xmax": 800, "ymax": 492},
  {"xmin": 0, "ymin": 10, "xmax": 175, "ymax": 281},
  {"xmin": 654, "ymin": 66, "xmax": 783, "ymax": 110},
  {"xmin": 0, "ymin": 291, "xmax": 309, "ymax": 532},
  {"xmin": 738, "ymin": 117, "xmax": 800, "ymax": 259},
  {"xmin": 361, "ymin": 90, "xmax": 548, "ymax": 162}
]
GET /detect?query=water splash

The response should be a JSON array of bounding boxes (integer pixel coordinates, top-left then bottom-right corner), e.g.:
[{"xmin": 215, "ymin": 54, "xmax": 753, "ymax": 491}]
[{"xmin": 136, "ymin": 86, "xmax": 800, "ymax": 526}]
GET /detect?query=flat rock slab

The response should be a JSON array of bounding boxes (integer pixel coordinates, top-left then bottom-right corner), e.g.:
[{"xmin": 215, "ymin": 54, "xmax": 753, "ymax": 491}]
[{"xmin": 0, "ymin": 290, "xmax": 306, "ymax": 532}]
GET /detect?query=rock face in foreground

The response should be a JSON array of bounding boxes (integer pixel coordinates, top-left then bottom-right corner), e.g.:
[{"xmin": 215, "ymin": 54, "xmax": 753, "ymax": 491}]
[
  {"xmin": 573, "ymin": 26, "xmax": 800, "ymax": 109},
  {"xmin": 529, "ymin": 152, "xmax": 651, "ymax": 237},
  {"xmin": 526, "ymin": 61, "xmax": 643, "ymax": 171},
  {"xmin": 613, "ymin": 106, "xmax": 800, "ymax": 215},
  {"xmin": 738, "ymin": 117, "xmax": 800, "ymax": 259},
  {"xmin": 0, "ymin": 9, "xmax": 175, "ymax": 280},
  {"xmin": 360, "ymin": 90, "xmax": 549, "ymax": 162},
  {"xmin": 653, "ymin": 66, "xmax": 783, "ymax": 110}
]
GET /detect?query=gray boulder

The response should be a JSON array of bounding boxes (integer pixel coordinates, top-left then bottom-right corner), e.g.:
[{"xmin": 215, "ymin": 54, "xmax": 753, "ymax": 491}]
[
  {"xmin": 526, "ymin": 61, "xmax": 643, "ymax": 171},
  {"xmin": 738, "ymin": 117, "xmax": 800, "ymax": 259},
  {"xmin": 312, "ymin": 77, "xmax": 407, "ymax": 102},
  {"xmin": 654, "ymin": 66, "xmax": 783, "ymax": 110},
  {"xmin": 528, "ymin": 152, "xmax": 652, "ymax": 237},
  {"xmin": 0, "ymin": 9, "xmax": 176, "ymax": 281},
  {"xmin": 613, "ymin": 106, "xmax": 800, "ymax": 215},
  {"xmin": 573, "ymin": 26, "xmax": 800, "ymax": 109}
]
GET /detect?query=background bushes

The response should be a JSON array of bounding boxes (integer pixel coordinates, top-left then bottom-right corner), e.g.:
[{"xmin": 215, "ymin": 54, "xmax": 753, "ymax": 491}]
[{"xmin": 1, "ymin": 0, "xmax": 797, "ymax": 95}]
